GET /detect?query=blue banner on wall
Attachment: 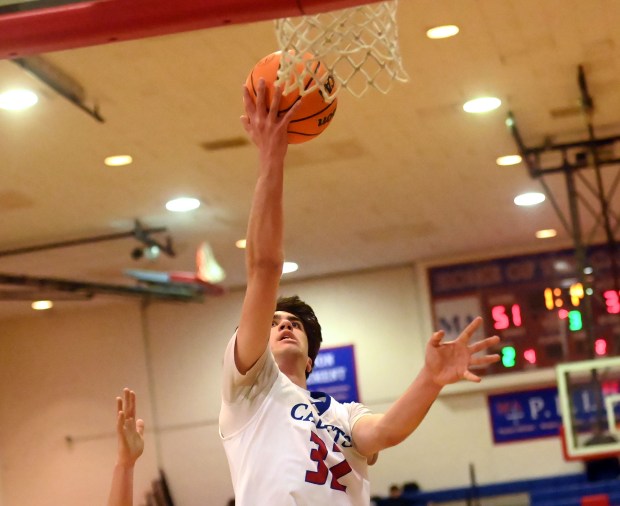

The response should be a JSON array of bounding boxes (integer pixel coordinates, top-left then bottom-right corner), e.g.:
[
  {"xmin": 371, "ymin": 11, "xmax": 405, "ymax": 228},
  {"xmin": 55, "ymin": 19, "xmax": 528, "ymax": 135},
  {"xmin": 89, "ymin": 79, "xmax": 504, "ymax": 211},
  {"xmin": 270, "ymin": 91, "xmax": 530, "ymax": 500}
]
[
  {"xmin": 489, "ymin": 383, "xmax": 620, "ymax": 444},
  {"xmin": 307, "ymin": 344, "xmax": 360, "ymax": 403},
  {"xmin": 489, "ymin": 387, "xmax": 562, "ymax": 443}
]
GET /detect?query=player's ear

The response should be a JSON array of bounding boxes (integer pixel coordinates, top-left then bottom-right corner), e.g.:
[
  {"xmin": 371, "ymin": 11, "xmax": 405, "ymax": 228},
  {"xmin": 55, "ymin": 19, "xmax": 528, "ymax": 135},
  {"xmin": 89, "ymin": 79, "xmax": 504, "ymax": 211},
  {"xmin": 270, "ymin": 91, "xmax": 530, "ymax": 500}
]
[{"xmin": 306, "ymin": 358, "xmax": 313, "ymax": 374}]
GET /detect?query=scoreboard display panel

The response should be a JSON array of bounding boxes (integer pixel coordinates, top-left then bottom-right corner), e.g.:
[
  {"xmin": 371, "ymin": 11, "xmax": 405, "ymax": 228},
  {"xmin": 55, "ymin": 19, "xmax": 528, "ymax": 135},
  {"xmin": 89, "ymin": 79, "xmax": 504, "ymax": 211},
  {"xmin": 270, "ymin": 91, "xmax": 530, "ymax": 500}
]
[{"xmin": 428, "ymin": 244, "xmax": 620, "ymax": 376}]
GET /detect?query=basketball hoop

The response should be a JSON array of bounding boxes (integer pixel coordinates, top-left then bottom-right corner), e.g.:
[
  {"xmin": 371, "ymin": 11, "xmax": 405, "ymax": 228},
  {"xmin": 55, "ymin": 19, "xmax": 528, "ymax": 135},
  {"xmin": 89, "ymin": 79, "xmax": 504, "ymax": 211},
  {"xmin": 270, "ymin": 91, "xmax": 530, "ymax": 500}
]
[{"xmin": 274, "ymin": 0, "xmax": 409, "ymax": 99}]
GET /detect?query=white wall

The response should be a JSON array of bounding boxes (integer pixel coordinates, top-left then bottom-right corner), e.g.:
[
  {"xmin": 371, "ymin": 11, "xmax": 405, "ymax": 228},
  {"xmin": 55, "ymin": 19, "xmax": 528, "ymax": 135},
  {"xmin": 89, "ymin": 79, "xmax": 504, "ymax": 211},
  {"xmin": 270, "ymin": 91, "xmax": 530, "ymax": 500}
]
[
  {"xmin": 0, "ymin": 301, "xmax": 159, "ymax": 506},
  {"xmin": 0, "ymin": 265, "xmax": 583, "ymax": 506},
  {"xmin": 0, "ymin": 451, "xmax": 3, "ymax": 506}
]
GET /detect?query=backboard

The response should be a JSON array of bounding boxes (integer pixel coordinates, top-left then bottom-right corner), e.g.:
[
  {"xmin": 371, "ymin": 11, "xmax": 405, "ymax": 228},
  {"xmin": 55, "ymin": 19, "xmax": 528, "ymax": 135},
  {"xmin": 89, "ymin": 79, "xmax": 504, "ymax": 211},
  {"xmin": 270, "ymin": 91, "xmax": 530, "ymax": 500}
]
[{"xmin": 557, "ymin": 357, "xmax": 620, "ymax": 459}]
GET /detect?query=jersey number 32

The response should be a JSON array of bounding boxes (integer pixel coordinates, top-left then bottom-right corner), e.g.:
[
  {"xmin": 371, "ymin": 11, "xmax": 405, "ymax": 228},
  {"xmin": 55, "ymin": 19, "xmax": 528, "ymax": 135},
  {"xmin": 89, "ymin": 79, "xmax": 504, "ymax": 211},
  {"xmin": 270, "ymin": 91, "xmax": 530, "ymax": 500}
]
[{"xmin": 305, "ymin": 431, "xmax": 353, "ymax": 492}]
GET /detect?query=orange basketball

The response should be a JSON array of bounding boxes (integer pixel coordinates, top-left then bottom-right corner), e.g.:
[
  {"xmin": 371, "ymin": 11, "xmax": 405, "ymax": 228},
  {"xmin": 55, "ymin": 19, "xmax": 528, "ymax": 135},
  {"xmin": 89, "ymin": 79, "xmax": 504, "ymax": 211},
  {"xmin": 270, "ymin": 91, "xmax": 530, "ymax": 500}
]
[{"xmin": 245, "ymin": 51, "xmax": 338, "ymax": 144}]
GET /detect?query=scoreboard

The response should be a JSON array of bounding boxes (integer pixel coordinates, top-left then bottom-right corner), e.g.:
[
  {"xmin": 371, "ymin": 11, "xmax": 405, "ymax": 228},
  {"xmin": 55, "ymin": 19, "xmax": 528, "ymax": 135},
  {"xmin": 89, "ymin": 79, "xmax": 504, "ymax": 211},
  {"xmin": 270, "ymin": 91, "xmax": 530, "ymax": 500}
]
[{"xmin": 428, "ymin": 244, "xmax": 620, "ymax": 375}]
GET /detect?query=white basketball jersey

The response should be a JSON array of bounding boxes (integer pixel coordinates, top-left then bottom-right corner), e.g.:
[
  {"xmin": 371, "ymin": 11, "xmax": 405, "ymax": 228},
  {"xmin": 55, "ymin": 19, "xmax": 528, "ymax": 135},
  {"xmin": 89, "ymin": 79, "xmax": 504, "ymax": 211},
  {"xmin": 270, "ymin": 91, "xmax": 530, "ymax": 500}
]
[{"xmin": 220, "ymin": 335, "xmax": 373, "ymax": 505}]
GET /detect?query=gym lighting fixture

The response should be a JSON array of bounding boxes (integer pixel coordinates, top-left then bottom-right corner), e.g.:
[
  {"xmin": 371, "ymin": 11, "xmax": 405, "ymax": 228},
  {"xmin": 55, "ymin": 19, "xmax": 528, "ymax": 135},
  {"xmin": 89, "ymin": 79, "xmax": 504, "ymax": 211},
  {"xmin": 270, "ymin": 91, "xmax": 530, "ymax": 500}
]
[
  {"xmin": 463, "ymin": 97, "xmax": 501, "ymax": 113},
  {"xmin": 105, "ymin": 155, "xmax": 133, "ymax": 167},
  {"xmin": 282, "ymin": 262, "xmax": 298, "ymax": 275},
  {"xmin": 496, "ymin": 155, "xmax": 522, "ymax": 166},
  {"xmin": 535, "ymin": 229, "xmax": 557, "ymax": 239},
  {"xmin": 31, "ymin": 300, "xmax": 53, "ymax": 310},
  {"xmin": 0, "ymin": 89, "xmax": 38, "ymax": 110},
  {"xmin": 165, "ymin": 197, "xmax": 200, "ymax": 212},
  {"xmin": 426, "ymin": 25, "xmax": 459, "ymax": 39},
  {"xmin": 514, "ymin": 192, "xmax": 545, "ymax": 206}
]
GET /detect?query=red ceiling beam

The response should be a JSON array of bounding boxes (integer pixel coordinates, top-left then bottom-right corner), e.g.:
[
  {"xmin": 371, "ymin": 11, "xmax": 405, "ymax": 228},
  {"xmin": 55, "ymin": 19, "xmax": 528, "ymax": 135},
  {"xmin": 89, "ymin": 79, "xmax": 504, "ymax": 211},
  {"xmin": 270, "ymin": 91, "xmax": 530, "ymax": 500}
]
[{"xmin": 0, "ymin": 0, "xmax": 379, "ymax": 59}]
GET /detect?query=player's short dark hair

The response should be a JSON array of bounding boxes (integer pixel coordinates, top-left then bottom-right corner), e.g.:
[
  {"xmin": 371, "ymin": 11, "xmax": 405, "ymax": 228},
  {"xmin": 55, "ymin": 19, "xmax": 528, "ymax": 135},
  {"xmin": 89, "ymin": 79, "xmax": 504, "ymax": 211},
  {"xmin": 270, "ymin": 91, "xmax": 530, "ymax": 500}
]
[{"xmin": 276, "ymin": 295, "xmax": 322, "ymax": 378}]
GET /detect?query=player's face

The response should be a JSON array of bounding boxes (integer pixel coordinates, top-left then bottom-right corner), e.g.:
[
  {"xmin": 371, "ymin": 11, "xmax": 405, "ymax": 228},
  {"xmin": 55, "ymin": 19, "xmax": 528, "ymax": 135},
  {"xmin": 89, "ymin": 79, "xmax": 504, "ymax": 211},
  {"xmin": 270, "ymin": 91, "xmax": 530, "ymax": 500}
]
[{"xmin": 270, "ymin": 311, "xmax": 309, "ymax": 357}]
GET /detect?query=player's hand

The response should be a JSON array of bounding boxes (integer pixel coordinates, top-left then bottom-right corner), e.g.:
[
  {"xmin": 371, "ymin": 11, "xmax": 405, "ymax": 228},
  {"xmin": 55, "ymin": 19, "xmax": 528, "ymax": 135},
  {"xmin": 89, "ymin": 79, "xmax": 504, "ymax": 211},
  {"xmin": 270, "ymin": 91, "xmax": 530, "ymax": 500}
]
[
  {"xmin": 115, "ymin": 388, "xmax": 144, "ymax": 467},
  {"xmin": 240, "ymin": 79, "xmax": 300, "ymax": 161},
  {"xmin": 423, "ymin": 317, "xmax": 500, "ymax": 386}
]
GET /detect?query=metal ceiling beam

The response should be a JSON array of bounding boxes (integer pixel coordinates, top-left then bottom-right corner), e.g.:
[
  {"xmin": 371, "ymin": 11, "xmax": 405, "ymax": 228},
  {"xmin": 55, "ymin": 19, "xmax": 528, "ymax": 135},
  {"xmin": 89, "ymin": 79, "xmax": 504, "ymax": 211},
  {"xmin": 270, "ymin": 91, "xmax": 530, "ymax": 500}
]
[
  {"xmin": 506, "ymin": 113, "xmax": 620, "ymax": 177},
  {"xmin": 0, "ymin": 289, "xmax": 93, "ymax": 301},
  {"xmin": 0, "ymin": 272, "xmax": 205, "ymax": 302},
  {"xmin": 0, "ymin": 220, "xmax": 173, "ymax": 258},
  {"xmin": 13, "ymin": 56, "xmax": 104, "ymax": 123}
]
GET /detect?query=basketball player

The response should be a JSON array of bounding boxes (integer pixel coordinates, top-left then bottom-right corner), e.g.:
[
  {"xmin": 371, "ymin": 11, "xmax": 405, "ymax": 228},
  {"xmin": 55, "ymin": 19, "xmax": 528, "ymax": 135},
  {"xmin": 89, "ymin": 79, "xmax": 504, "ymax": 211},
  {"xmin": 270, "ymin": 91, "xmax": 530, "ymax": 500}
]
[
  {"xmin": 219, "ymin": 79, "xmax": 501, "ymax": 505},
  {"xmin": 108, "ymin": 388, "xmax": 144, "ymax": 506}
]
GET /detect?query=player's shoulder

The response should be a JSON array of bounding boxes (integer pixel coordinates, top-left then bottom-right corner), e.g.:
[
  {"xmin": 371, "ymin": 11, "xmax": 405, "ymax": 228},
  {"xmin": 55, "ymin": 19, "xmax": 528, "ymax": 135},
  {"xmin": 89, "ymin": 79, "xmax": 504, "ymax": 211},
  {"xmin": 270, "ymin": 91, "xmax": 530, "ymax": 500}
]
[{"xmin": 309, "ymin": 390, "xmax": 368, "ymax": 417}]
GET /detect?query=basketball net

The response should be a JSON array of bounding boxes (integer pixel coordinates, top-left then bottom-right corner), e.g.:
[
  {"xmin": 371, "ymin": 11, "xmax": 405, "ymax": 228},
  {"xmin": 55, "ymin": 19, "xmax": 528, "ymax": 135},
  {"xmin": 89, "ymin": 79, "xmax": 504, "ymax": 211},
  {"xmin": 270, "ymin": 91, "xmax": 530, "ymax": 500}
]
[{"xmin": 274, "ymin": 0, "xmax": 409, "ymax": 100}]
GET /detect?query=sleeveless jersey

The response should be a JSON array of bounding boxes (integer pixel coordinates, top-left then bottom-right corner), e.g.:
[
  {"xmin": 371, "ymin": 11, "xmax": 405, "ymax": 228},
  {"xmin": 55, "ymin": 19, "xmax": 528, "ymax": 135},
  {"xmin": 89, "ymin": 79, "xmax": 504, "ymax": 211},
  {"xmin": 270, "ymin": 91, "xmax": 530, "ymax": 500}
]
[{"xmin": 219, "ymin": 334, "xmax": 373, "ymax": 505}]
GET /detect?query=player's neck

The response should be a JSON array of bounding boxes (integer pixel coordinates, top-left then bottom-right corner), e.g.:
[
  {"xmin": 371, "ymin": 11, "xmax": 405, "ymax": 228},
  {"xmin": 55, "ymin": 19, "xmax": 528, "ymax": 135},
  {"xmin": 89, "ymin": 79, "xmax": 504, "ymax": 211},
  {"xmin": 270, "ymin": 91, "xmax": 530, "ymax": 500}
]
[{"xmin": 276, "ymin": 358, "xmax": 308, "ymax": 389}]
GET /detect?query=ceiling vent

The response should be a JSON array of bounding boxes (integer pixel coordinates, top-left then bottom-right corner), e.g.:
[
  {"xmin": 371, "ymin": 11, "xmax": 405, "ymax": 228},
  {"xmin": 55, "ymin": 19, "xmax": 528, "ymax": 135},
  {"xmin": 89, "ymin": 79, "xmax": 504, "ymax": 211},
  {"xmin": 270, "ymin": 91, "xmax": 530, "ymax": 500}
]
[{"xmin": 201, "ymin": 137, "xmax": 249, "ymax": 151}]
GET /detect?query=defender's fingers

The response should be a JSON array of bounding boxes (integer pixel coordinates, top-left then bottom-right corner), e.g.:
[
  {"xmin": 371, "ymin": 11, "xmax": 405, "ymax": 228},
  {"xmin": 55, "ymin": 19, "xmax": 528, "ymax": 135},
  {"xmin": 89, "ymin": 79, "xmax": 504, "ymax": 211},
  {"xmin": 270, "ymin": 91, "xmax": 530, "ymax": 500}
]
[
  {"xmin": 136, "ymin": 419, "xmax": 145, "ymax": 437},
  {"xmin": 129, "ymin": 390, "xmax": 136, "ymax": 418},
  {"xmin": 116, "ymin": 397, "xmax": 123, "ymax": 414},
  {"xmin": 116, "ymin": 410, "xmax": 125, "ymax": 432},
  {"xmin": 123, "ymin": 388, "xmax": 130, "ymax": 411},
  {"xmin": 124, "ymin": 389, "xmax": 134, "ymax": 418}
]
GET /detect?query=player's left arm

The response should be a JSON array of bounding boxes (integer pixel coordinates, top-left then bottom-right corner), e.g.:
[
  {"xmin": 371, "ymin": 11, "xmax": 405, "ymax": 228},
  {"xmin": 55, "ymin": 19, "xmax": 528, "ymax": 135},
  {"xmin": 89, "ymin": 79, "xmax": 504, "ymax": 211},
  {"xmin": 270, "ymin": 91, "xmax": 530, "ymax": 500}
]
[{"xmin": 352, "ymin": 318, "xmax": 499, "ymax": 457}]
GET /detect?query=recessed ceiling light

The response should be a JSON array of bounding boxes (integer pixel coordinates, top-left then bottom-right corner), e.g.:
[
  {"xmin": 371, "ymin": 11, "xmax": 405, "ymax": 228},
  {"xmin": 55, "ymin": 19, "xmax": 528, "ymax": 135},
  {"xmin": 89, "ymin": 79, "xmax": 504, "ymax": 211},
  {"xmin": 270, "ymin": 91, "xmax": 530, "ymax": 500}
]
[
  {"xmin": 282, "ymin": 261, "xmax": 298, "ymax": 275},
  {"xmin": 426, "ymin": 25, "xmax": 460, "ymax": 39},
  {"xmin": 496, "ymin": 155, "xmax": 522, "ymax": 166},
  {"xmin": 165, "ymin": 197, "xmax": 200, "ymax": 212},
  {"xmin": 104, "ymin": 155, "xmax": 133, "ymax": 167},
  {"xmin": 0, "ymin": 89, "xmax": 38, "ymax": 110},
  {"xmin": 514, "ymin": 192, "xmax": 545, "ymax": 206},
  {"xmin": 463, "ymin": 97, "xmax": 501, "ymax": 113},
  {"xmin": 32, "ymin": 300, "xmax": 53, "ymax": 310},
  {"xmin": 535, "ymin": 229, "xmax": 557, "ymax": 239},
  {"xmin": 235, "ymin": 239, "xmax": 247, "ymax": 249}
]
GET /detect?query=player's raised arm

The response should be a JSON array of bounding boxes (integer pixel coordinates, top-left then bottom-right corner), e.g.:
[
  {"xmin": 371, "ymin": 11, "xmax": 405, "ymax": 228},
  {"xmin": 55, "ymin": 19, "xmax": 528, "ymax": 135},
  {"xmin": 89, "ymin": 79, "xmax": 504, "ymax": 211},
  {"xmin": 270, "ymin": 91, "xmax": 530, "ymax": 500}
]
[
  {"xmin": 107, "ymin": 388, "xmax": 144, "ymax": 506},
  {"xmin": 234, "ymin": 79, "xmax": 300, "ymax": 374},
  {"xmin": 352, "ymin": 318, "xmax": 500, "ymax": 457}
]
